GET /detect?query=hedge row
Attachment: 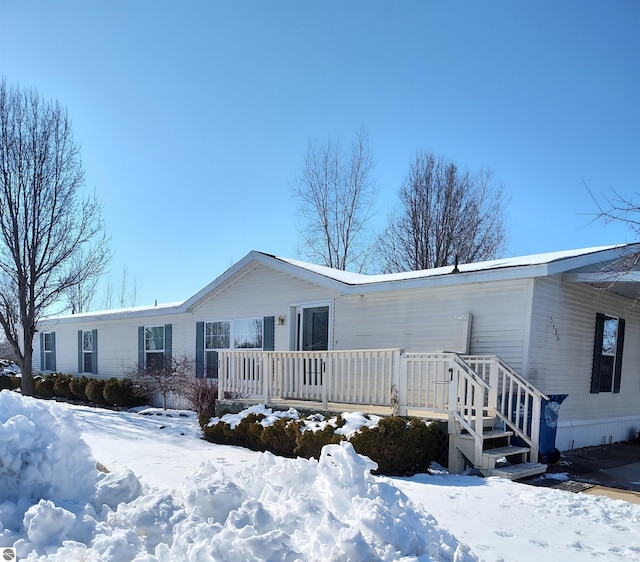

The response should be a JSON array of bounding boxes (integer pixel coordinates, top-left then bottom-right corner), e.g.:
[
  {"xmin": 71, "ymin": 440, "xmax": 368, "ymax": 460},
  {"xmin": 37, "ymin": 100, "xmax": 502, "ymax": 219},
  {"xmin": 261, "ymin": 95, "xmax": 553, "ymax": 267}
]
[
  {"xmin": 200, "ymin": 412, "xmax": 438, "ymax": 476},
  {"xmin": 29, "ymin": 373, "xmax": 149, "ymax": 408},
  {"xmin": 0, "ymin": 374, "xmax": 21, "ymax": 391}
]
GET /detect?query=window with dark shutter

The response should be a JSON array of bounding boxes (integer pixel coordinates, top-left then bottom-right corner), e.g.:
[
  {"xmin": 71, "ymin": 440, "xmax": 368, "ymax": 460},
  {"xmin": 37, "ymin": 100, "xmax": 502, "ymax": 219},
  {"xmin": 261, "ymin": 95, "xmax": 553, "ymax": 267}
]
[{"xmin": 591, "ymin": 314, "xmax": 624, "ymax": 394}]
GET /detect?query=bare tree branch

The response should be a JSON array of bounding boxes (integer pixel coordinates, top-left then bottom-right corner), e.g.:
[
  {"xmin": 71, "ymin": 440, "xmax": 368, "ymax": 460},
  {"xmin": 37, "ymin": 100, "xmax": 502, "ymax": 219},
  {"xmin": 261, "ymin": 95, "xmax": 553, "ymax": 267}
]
[
  {"xmin": 292, "ymin": 128, "xmax": 378, "ymax": 272},
  {"xmin": 0, "ymin": 79, "xmax": 111, "ymax": 394},
  {"xmin": 376, "ymin": 151, "xmax": 508, "ymax": 272}
]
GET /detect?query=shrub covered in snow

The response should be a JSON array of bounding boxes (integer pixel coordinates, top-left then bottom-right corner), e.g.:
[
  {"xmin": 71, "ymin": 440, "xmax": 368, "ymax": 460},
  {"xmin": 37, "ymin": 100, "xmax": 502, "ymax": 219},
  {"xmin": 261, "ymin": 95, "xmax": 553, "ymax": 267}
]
[
  {"xmin": 202, "ymin": 405, "xmax": 439, "ymax": 476},
  {"xmin": 34, "ymin": 374, "xmax": 55, "ymax": 398}
]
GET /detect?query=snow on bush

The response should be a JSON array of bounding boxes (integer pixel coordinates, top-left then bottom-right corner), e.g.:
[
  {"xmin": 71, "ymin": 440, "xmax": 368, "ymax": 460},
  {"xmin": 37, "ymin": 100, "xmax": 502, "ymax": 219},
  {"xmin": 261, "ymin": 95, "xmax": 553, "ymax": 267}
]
[{"xmin": 0, "ymin": 391, "xmax": 478, "ymax": 561}]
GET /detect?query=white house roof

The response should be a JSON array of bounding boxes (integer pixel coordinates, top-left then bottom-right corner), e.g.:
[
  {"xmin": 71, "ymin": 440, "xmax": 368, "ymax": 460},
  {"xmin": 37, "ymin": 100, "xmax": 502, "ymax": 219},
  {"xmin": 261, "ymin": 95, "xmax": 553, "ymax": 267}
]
[
  {"xmin": 49, "ymin": 243, "xmax": 640, "ymax": 321},
  {"xmin": 274, "ymin": 245, "xmax": 629, "ymax": 286}
]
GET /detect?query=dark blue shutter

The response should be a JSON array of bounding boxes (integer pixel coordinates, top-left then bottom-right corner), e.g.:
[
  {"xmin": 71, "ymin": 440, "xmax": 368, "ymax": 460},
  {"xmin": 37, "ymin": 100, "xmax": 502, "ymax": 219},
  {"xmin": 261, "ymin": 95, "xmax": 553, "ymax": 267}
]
[
  {"xmin": 195, "ymin": 322, "xmax": 205, "ymax": 378},
  {"xmin": 590, "ymin": 314, "xmax": 604, "ymax": 394},
  {"xmin": 164, "ymin": 324, "xmax": 172, "ymax": 367},
  {"xmin": 40, "ymin": 333, "xmax": 45, "ymax": 372},
  {"xmin": 138, "ymin": 326, "xmax": 145, "ymax": 369},
  {"xmin": 263, "ymin": 317, "xmax": 275, "ymax": 351},
  {"xmin": 78, "ymin": 330, "xmax": 83, "ymax": 373},
  {"xmin": 92, "ymin": 329, "xmax": 98, "ymax": 374},
  {"xmin": 613, "ymin": 318, "xmax": 625, "ymax": 393},
  {"xmin": 50, "ymin": 332, "xmax": 56, "ymax": 371}
]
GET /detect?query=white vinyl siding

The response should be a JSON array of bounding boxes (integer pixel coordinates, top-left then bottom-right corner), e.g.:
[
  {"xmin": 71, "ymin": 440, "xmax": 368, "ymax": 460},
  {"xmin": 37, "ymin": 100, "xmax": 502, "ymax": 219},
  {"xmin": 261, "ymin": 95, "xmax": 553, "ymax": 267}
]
[
  {"xmin": 193, "ymin": 263, "xmax": 338, "ymax": 351},
  {"xmin": 527, "ymin": 277, "xmax": 640, "ymax": 425},
  {"xmin": 333, "ymin": 279, "xmax": 531, "ymax": 371}
]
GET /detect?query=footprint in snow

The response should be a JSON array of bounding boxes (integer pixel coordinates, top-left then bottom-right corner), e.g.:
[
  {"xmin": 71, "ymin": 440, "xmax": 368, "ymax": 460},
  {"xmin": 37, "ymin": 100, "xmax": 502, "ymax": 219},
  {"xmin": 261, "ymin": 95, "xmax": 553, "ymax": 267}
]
[{"xmin": 493, "ymin": 530, "xmax": 514, "ymax": 538}]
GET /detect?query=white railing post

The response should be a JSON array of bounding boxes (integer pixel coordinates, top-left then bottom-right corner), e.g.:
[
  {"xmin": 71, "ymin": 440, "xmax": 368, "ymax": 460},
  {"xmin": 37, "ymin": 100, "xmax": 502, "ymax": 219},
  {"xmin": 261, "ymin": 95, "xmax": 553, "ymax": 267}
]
[
  {"xmin": 448, "ymin": 357, "xmax": 458, "ymax": 418},
  {"xmin": 488, "ymin": 359, "xmax": 499, "ymax": 416},
  {"xmin": 322, "ymin": 354, "xmax": 330, "ymax": 410},
  {"xmin": 393, "ymin": 349, "xmax": 403, "ymax": 415},
  {"xmin": 218, "ymin": 351, "xmax": 225, "ymax": 401},
  {"xmin": 263, "ymin": 353, "xmax": 270, "ymax": 405}
]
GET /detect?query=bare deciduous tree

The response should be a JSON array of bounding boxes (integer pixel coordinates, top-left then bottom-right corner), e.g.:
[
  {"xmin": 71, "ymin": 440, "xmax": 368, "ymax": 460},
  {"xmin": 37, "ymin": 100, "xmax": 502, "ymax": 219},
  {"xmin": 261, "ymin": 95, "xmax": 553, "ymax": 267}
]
[
  {"xmin": 292, "ymin": 128, "xmax": 377, "ymax": 272},
  {"xmin": 131, "ymin": 354, "xmax": 194, "ymax": 410},
  {"xmin": 64, "ymin": 248, "xmax": 102, "ymax": 314},
  {"xmin": 589, "ymin": 185, "xmax": 640, "ymax": 235},
  {"xmin": 100, "ymin": 265, "xmax": 139, "ymax": 311},
  {"xmin": 376, "ymin": 151, "xmax": 508, "ymax": 272},
  {"xmin": 118, "ymin": 265, "xmax": 138, "ymax": 308},
  {"xmin": 0, "ymin": 79, "xmax": 110, "ymax": 395}
]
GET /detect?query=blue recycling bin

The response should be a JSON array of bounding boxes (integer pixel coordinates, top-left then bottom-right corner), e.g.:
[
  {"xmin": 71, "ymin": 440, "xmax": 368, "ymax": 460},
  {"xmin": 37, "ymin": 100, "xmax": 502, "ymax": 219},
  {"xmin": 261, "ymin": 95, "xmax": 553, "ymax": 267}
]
[
  {"xmin": 511, "ymin": 393, "xmax": 568, "ymax": 463},
  {"xmin": 538, "ymin": 394, "xmax": 568, "ymax": 463}
]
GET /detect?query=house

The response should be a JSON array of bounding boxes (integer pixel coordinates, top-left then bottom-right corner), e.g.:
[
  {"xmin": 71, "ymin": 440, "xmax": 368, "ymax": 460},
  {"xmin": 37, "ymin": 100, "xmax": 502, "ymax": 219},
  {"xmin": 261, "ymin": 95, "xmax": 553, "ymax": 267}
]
[{"xmin": 35, "ymin": 243, "xmax": 640, "ymax": 476}]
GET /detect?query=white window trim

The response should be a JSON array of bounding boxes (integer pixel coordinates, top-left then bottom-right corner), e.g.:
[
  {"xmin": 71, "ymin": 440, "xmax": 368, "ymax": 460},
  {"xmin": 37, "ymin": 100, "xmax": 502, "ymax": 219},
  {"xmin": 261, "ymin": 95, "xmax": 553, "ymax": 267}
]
[
  {"xmin": 289, "ymin": 301, "xmax": 333, "ymax": 351},
  {"xmin": 204, "ymin": 318, "xmax": 266, "ymax": 351}
]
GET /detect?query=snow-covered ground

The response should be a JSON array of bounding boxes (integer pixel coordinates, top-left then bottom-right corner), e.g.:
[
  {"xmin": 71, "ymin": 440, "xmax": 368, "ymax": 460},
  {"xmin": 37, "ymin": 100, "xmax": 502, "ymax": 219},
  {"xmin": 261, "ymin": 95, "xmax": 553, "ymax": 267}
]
[{"xmin": 1, "ymin": 391, "xmax": 639, "ymax": 561}]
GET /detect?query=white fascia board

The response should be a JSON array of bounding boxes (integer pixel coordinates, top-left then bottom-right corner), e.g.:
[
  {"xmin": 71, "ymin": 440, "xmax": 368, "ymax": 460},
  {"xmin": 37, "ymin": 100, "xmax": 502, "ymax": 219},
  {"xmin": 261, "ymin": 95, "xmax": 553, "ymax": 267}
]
[
  {"xmin": 563, "ymin": 271, "xmax": 640, "ymax": 283},
  {"xmin": 183, "ymin": 251, "xmax": 349, "ymax": 312},
  {"xmin": 43, "ymin": 303, "xmax": 184, "ymax": 325},
  {"xmin": 546, "ymin": 244, "xmax": 639, "ymax": 276},
  {"xmin": 183, "ymin": 252, "xmax": 262, "ymax": 311},
  {"xmin": 338, "ymin": 263, "xmax": 553, "ymax": 295}
]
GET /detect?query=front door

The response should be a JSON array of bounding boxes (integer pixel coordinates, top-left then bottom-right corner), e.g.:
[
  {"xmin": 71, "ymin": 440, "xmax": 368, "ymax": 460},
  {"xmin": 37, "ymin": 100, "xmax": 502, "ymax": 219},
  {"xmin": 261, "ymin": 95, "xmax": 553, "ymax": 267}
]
[
  {"xmin": 295, "ymin": 306, "xmax": 329, "ymax": 392},
  {"xmin": 301, "ymin": 306, "xmax": 329, "ymax": 351}
]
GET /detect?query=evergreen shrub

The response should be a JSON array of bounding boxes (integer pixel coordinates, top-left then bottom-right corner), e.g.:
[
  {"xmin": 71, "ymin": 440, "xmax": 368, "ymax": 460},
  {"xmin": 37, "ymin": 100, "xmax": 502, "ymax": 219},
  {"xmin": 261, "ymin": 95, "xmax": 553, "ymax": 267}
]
[
  {"xmin": 260, "ymin": 418, "xmax": 301, "ymax": 457},
  {"xmin": 53, "ymin": 374, "xmax": 75, "ymax": 399},
  {"xmin": 69, "ymin": 376, "xmax": 89, "ymax": 401},
  {"xmin": 198, "ymin": 409, "xmax": 439, "ymax": 476},
  {"xmin": 232, "ymin": 413, "xmax": 266, "ymax": 451},
  {"xmin": 201, "ymin": 419, "xmax": 231, "ymax": 445},
  {"xmin": 295, "ymin": 424, "xmax": 342, "ymax": 459},
  {"xmin": 349, "ymin": 416, "xmax": 438, "ymax": 476},
  {"xmin": 0, "ymin": 375, "xmax": 13, "ymax": 391},
  {"xmin": 34, "ymin": 375, "xmax": 55, "ymax": 398},
  {"xmin": 85, "ymin": 378, "xmax": 106, "ymax": 404},
  {"xmin": 103, "ymin": 378, "xmax": 126, "ymax": 406}
]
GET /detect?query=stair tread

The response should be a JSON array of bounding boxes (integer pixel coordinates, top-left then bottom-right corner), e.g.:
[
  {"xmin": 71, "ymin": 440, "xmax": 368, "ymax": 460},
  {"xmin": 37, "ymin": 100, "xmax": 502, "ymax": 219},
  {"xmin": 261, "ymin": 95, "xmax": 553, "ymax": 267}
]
[
  {"xmin": 459, "ymin": 429, "xmax": 513, "ymax": 440},
  {"xmin": 482, "ymin": 445, "xmax": 530, "ymax": 457},
  {"xmin": 488, "ymin": 462, "xmax": 548, "ymax": 480}
]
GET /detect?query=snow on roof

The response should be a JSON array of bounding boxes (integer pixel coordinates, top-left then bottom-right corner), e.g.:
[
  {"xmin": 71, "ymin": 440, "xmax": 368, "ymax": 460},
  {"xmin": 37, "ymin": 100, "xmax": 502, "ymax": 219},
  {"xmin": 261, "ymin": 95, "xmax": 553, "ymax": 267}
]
[
  {"xmin": 276, "ymin": 245, "xmax": 624, "ymax": 286},
  {"xmin": 46, "ymin": 301, "xmax": 184, "ymax": 321}
]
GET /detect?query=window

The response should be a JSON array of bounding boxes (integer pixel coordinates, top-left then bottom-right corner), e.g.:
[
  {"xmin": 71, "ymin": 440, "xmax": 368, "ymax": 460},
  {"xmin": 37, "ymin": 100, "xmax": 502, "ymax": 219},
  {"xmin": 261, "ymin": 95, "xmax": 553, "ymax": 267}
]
[
  {"xmin": 233, "ymin": 318, "xmax": 263, "ymax": 349},
  {"xmin": 203, "ymin": 321, "xmax": 230, "ymax": 378},
  {"xmin": 43, "ymin": 332, "xmax": 56, "ymax": 371},
  {"xmin": 145, "ymin": 326, "xmax": 165, "ymax": 372},
  {"xmin": 591, "ymin": 313, "xmax": 625, "ymax": 394},
  {"xmin": 197, "ymin": 318, "xmax": 272, "ymax": 378},
  {"xmin": 78, "ymin": 329, "xmax": 98, "ymax": 374},
  {"xmin": 206, "ymin": 321, "xmax": 230, "ymax": 350}
]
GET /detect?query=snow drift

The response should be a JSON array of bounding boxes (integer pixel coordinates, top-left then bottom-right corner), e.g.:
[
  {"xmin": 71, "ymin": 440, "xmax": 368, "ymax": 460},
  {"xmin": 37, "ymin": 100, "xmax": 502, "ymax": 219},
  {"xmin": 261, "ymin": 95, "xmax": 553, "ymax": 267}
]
[{"xmin": 0, "ymin": 390, "xmax": 477, "ymax": 561}]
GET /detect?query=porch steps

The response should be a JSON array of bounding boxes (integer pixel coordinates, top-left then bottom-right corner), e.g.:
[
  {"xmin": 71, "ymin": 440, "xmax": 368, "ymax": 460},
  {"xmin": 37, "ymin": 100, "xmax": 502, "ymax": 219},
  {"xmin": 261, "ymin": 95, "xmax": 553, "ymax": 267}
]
[
  {"xmin": 489, "ymin": 462, "xmax": 549, "ymax": 481},
  {"xmin": 456, "ymin": 421, "xmax": 548, "ymax": 481}
]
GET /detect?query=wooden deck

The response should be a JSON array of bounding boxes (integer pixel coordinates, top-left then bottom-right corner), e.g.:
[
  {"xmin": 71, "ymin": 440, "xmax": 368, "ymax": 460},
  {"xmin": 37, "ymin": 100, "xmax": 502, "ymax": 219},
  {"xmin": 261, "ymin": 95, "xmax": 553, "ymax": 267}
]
[{"xmin": 216, "ymin": 349, "xmax": 549, "ymax": 478}]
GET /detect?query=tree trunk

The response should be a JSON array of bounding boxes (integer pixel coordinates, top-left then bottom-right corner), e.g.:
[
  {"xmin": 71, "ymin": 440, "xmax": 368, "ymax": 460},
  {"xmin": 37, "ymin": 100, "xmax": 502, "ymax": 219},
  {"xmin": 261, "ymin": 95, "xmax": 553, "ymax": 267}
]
[{"xmin": 22, "ymin": 342, "xmax": 34, "ymax": 396}]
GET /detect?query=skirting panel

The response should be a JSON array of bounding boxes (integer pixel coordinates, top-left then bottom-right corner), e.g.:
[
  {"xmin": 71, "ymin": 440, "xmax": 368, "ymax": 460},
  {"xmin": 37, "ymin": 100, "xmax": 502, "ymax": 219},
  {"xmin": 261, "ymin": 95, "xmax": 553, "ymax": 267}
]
[{"xmin": 556, "ymin": 416, "xmax": 640, "ymax": 451}]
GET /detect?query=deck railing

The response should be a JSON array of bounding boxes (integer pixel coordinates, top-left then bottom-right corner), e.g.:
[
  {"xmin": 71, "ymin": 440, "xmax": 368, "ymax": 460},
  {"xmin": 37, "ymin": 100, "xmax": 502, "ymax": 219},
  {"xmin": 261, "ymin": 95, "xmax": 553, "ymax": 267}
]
[
  {"xmin": 218, "ymin": 349, "xmax": 400, "ymax": 410},
  {"xmin": 217, "ymin": 349, "xmax": 546, "ymax": 462},
  {"xmin": 464, "ymin": 355, "xmax": 548, "ymax": 460},
  {"xmin": 402, "ymin": 352, "xmax": 490, "ymax": 436}
]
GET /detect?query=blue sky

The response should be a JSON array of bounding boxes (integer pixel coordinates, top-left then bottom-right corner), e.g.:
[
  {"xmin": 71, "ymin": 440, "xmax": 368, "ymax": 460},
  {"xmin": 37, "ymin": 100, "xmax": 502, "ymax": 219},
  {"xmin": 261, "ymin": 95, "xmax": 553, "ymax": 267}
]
[{"xmin": 1, "ymin": 1, "xmax": 639, "ymax": 307}]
